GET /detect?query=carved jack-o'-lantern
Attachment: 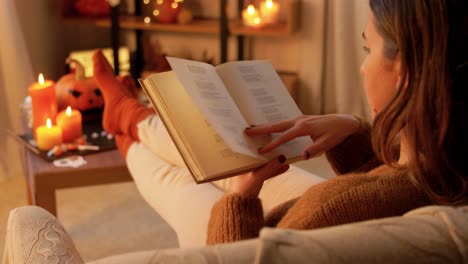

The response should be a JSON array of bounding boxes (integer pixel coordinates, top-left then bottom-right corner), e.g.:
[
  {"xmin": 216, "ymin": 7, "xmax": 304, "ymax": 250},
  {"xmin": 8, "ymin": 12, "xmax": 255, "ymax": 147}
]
[{"xmin": 55, "ymin": 58, "xmax": 104, "ymax": 111}]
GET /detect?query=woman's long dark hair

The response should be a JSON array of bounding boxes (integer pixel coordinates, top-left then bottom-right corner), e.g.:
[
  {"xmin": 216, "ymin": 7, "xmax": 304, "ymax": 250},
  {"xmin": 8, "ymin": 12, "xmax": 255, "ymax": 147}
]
[{"xmin": 369, "ymin": 0, "xmax": 468, "ymax": 204}]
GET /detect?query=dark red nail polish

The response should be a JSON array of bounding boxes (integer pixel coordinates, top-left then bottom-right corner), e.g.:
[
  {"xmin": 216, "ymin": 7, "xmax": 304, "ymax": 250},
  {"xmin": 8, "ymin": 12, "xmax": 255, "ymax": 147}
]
[
  {"xmin": 304, "ymin": 151, "xmax": 311, "ymax": 160},
  {"xmin": 278, "ymin": 155, "xmax": 286, "ymax": 163}
]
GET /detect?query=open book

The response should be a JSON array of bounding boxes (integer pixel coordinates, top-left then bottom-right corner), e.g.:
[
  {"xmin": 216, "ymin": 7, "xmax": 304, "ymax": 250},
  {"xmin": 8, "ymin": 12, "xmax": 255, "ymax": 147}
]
[{"xmin": 139, "ymin": 57, "xmax": 311, "ymax": 183}]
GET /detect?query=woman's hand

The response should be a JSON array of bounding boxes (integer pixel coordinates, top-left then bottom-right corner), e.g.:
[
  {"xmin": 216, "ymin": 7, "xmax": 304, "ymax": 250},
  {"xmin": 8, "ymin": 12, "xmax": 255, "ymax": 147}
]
[
  {"xmin": 231, "ymin": 155, "xmax": 289, "ymax": 198},
  {"xmin": 245, "ymin": 114, "xmax": 361, "ymax": 159}
]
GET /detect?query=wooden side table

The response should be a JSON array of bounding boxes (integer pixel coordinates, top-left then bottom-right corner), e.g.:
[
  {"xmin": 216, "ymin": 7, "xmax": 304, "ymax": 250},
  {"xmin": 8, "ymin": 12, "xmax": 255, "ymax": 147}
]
[{"xmin": 20, "ymin": 146, "xmax": 132, "ymax": 216}]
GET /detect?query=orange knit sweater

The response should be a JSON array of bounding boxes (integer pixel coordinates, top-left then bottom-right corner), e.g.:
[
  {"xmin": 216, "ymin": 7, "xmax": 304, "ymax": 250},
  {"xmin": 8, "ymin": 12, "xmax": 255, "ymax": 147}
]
[{"xmin": 206, "ymin": 124, "xmax": 432, "ymax": 245}]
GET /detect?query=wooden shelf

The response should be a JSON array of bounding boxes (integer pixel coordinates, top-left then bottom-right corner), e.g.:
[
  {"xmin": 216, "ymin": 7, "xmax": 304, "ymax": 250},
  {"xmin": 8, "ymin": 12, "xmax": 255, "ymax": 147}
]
[
  {"xmin": 91, "ymin": 16, "xmax": 217, "ymax": 34},
  {"xmin": 230, "ymin": 21, "xmax": 296, "ymax": 37},
  {"xmin": 62, "ymin": 16, "xmax": 109, "ymax": 26},
  {"xmin": 63, "ymin": 15, "xmax": 299, "ymax": 37}
]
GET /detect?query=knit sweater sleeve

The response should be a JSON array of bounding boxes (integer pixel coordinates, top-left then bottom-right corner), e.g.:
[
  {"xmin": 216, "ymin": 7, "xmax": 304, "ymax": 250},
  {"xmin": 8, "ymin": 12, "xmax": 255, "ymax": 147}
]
[
  {"xmin": 277, "ymin": 170, "xmax": 431, "ymax": 230},
  {"xmin": 206, "ymin": 193, "xmax": 264, "ymax": 245},
  {"xmin": 326, "ymin": 121, "xmax": 379, "ymax": 174}
]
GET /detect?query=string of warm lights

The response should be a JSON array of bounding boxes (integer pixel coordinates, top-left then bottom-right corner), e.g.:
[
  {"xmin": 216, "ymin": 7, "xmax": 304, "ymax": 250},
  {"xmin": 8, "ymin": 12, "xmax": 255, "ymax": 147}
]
[{"xmin": 142, "ymin": 0, "xmax": 185, "ymax": 24}]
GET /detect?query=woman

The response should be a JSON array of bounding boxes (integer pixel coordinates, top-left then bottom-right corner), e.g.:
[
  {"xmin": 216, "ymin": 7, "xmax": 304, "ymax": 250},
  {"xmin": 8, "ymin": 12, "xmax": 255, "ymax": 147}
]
[
  {"xmin": 93, "ymin": 0, "xmax": 467, "ymax": 246},
  {"xmin": 209, "ymin": 0, "xmax": 468, "ymax": 244}
]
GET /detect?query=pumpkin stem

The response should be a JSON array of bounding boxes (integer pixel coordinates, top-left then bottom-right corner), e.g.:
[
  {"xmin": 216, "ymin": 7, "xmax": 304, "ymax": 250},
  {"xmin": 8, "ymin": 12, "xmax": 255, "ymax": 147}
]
[{"xmin": 66, "ymin": 58, "xmax": 86, "ymax": 81}]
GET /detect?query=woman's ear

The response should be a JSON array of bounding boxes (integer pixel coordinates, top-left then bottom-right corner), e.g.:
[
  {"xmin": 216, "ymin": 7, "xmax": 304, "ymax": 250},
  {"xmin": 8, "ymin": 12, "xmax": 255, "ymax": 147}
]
[{"xmin": 394, "ymin": 55, "xmax": 407, "ymax": 90}]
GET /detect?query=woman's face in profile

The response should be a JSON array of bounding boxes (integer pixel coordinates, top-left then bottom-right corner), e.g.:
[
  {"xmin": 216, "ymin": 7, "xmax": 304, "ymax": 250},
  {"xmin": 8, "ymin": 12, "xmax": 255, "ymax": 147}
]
[{"xmin": 360, "ymin": 12, "xmax": 401, "ymax": 118}]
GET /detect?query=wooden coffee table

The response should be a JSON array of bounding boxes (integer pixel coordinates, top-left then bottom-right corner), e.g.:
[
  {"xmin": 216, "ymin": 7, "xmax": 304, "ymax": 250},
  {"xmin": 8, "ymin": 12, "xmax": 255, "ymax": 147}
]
[{"xmin": 20, "ymin": 146, "xmax": 132, "ymax": 216}]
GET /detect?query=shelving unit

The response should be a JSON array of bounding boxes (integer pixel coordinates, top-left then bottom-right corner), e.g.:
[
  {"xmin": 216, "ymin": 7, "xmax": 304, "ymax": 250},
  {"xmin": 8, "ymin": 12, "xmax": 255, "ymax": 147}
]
[
  {"xmin": 58, "ymin": 0, "xmax": 301, "ymax": 97},
  {"xmin": 59, "ymin": 0, "xmax": 301, "ymax": 60},
  {"xmin": 64, "ymin": 15, "xmax": 298, "ymax": 37}
]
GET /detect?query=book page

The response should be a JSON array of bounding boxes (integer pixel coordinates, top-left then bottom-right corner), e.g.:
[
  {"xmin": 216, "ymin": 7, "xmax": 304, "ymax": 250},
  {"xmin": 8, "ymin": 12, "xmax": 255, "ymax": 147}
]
[
  {"xmin": 216, "ymin": 61, "xmax": 312, "ymax": 159},
  {"xmin": 141, "ymin": 72, "xmax": 264, "ymax": 182},
  {"xmin": 166, "ymin": 57, "xmax": 260, "ymax": 158}
]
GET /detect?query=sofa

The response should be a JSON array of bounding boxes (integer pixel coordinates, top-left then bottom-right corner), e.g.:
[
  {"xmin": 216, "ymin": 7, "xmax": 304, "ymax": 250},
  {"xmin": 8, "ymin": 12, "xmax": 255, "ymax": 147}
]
[{"xmin": 3, "ymin": 205, "xmax": 468, "ymax": 263}]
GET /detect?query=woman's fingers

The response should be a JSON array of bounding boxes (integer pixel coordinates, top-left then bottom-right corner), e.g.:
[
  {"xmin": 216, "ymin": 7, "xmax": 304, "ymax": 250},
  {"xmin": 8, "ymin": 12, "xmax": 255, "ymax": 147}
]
[
  {"xmin": 253, "ymin": 155, "xmax": 287, "ymax": 181},
  {"xmin": 301, "ymin": 140, "xmax": 326, "ymax": 160},
  {"xmin": 245, "ymin": 118, "xmax": 295, "ymax": 136},
  {"xmin": 258, "ymin": 126, "xmax": 310, "ymax": 154},
  {"xmin": 270, "ymin": 164, "xmax": 290, "ymax": 180},
  {"xmin": 233, "ymin": 155, "xmax": 288, "ymax": 198}
]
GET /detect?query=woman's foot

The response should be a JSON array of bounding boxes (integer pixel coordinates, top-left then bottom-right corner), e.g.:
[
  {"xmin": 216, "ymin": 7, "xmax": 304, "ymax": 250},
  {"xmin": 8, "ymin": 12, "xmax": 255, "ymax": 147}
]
[{"xmin": 93, "ymin": 50, "xmax": 154, "ymax": 140}]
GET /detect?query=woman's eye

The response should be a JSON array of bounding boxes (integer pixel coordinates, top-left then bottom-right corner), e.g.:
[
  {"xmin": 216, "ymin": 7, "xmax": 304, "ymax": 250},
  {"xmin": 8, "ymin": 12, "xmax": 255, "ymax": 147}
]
[{"xmin": 362, "ymin": 46, "xmax": 371, "ymax": 54}]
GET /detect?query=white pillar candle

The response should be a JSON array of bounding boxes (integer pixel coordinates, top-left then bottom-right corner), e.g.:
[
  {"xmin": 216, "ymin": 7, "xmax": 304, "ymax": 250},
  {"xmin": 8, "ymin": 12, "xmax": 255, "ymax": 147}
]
[
  {"xmin": 242, "ymin": 4, "xmax": 264, "ymax": 28},
  {"xmin": 260, "ymin": 0, "xmax": 280, "ymax": 25}
]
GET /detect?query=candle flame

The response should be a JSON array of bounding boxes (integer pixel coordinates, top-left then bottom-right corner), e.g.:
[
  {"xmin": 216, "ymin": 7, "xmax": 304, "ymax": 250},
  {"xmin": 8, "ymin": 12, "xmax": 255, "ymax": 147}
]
[
  {"xmin": 38, "ymin": 74, "xmax": 45, "ymax": 85},
  {"xmin": 247, "ymin": 5, "xmax": 255, "ymax": 14},
  {"xmin": 46, "ymin": 118, "xmax": 52, "ymax": 128},
  {"xmin": 66, "ymin": 106, "xmax": 72, "ymax": 116},
  {"xmin": 254, "ymin": 17, "xmax": 262, "ymax": 25},
  {"xmin": 266, "ymin": 0, "xmax": 273, "ymax": 8},
  {"xmin": 172, "ymin": 3, "xmax": 178, "ymax": 8}
]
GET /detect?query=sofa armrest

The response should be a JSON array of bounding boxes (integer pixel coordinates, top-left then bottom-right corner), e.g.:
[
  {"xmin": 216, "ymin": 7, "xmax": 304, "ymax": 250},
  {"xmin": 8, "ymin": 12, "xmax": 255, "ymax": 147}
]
[
  {"xmin": 256, "ymin": 205, "xmax": 468, "ymax": 263},
  {"xmin": 3, "ymin": 206, "xmax": 84, "ymax": 264}
]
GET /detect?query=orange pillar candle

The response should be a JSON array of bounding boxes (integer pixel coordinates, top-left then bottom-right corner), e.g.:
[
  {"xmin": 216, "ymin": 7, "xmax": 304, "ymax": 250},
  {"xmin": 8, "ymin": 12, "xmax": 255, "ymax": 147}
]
[
  {"xmin": 56, "ymin": 106, "xmax": 83, "ymax": 142},
  {"xmin": 36, "ymin": 118, "xmax": 62, "ymax": 150},
  {"xmin": 29, "ymin": 73, "xmax": 58, "ymax": 139}
]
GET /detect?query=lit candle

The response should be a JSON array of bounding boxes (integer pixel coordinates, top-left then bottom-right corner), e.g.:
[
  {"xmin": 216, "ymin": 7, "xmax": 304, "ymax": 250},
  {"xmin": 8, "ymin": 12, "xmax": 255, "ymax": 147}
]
[
  {"xmin": 56, "ymin": 106, "xmax": 83, "ymax": 142},
  {"xmin": 260, "ymin": 0, "xmax": 280, "ymax": 25},
  {"xmin": 29, "ymin": 73, "xmax": 57, "ymax": 139},
  {"xmin": 242, "ymin": 5, "xmax": 264, "ymax": 28},
  {"xmin": 36, "ymin": 118, "xmax": 62, "ymax": 151}
]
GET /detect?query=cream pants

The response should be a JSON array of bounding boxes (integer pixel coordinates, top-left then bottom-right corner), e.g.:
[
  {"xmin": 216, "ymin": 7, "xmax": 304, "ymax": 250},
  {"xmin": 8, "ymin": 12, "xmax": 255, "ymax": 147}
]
[{"xmin": 126, "ymin": 115, "xmax": 324, "ymax": 247}]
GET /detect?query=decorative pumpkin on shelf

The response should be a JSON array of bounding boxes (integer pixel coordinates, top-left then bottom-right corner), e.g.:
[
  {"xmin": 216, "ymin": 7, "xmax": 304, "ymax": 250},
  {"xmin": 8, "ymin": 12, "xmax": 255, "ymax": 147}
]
[
  {"xmin": 55, "ymin": 58, "xmax": 104, "ymax": 112},
  {"xmin": 154, "ymin": 0, "xmax": 183, "ymax": 24},
  {"xmin": 74, "ymin": 0, "xmax": 110, "ymax": 17}
]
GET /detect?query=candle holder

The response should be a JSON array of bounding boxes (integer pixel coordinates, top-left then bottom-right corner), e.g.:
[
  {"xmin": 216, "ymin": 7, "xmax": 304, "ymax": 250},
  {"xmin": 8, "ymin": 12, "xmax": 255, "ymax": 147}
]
[{"xmin": 19, "ymin": 96, "xmax": 33, "ymax": 129}]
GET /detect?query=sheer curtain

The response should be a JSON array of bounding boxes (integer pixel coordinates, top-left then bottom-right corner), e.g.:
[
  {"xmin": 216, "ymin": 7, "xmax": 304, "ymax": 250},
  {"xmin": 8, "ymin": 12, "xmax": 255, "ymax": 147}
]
[
  {"xmin": 0, "ymin": 0, "xmax": 34, "ymax": 181},
  {"xmin": 321, "ymin": 0, "xmax": 370, "ymax": 119},
  {"xmin": 297, "ymin": 0, "xmax": 370, "ymax": 119}
]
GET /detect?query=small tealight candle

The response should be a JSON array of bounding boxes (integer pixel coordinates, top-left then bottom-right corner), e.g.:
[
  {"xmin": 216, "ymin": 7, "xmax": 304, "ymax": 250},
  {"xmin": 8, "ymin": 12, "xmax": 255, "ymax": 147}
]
[
  {"xmin": 260, "ymin": 0, "xmax": 280, "ymax": 25},
  {"xmin": 29, "ymin": 73, "xmax": 58, "ymax": 139},
  {"xmin": 242, "ymin": 4, "xmax": 264, "ymax": 28},
  {"xmin": 56, "ymin": 106, "xmax": 83, "ymax": 142},
  {"xmin": 36, "ymin": 118, "xmax": 63, "ymax": 151}
]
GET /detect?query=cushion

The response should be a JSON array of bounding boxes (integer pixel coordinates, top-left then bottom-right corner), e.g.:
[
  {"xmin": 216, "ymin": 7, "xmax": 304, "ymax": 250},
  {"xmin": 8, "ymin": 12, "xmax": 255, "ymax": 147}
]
[{"xmin": 256, "ymin": 205, "xmax": 468, "ymax": 263}]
